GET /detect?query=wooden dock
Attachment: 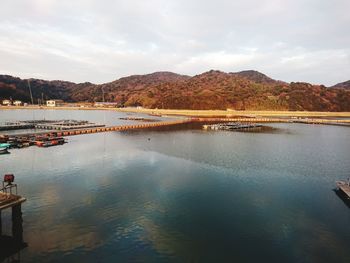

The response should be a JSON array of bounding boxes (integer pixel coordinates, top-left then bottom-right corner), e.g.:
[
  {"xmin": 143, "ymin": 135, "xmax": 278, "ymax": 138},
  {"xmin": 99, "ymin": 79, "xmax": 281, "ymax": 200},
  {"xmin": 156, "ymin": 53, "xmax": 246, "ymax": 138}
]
[
  {"xmin": 0, "ymin": 123, "xmax": 35, "ymax": 131},
  {"xmin": 35, "ymin": 122, "xmax": 105, "ymax": 130},
  {"xmin": 2, "ymin": 117, "xmax": 350, "ymax": 145},
  {"xmin": 203, "ymin": 122, "xmax": 263, "ymax": 131},
  {"xmin": 7, "ymin": 119, "xmax": 193, "ymax": 139},
  {"xmin": 0, "ymin": 120, "xmax": 105, "ymax": 131},
  {"xmin": 336, "ymin": 181, "xmax": 350, "ymax": 198},
  {"xmin": 0, "ymin": 192, "xmax": 26, "ymax": 211}
]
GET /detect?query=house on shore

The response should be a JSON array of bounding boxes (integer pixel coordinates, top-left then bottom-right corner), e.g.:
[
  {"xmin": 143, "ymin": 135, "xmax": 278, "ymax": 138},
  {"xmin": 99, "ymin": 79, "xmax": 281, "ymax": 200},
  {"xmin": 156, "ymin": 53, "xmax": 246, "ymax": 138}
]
[
  {"xmin": 46, "ymin": 100, "xmax": 64, "ymax": 107},
  {"xmin": 13, "ymin": 100, "xmax": 22, "ymax": 106},
  {"xmin": 2, "ymin": 99, "xmax": 11, "ymax": 106}
]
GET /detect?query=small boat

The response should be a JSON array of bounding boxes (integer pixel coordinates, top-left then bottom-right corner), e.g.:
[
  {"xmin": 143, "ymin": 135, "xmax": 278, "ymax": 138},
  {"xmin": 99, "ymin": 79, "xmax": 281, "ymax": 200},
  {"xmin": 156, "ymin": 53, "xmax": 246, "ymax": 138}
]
[
  {"xmin": 0, "ymin": 147, "xmax": 9, "ymax": 154},
  {"xmin": 35, "ymin": 137, "xmax": 66, "ymax": 147},
  {"xmin": 0, "ymin": 135, "xmax": 9, "ymax": 143}
]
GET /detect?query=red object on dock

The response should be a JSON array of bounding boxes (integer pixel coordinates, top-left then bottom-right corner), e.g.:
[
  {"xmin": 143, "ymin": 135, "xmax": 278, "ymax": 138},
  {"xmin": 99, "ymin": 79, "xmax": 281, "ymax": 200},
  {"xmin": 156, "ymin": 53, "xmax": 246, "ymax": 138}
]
[{"xmin": 4, "ymin": 174, "xmax": 15, "ymax": 184}]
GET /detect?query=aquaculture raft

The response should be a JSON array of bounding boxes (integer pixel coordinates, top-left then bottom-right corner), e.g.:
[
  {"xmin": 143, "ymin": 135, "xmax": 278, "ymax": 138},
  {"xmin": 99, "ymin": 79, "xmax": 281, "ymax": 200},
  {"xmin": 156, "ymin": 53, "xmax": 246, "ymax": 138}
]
[
  {"xmin": 0, "ymin": 120, "xmax": 105, "ymax": 131},
  {"xmin": 203, "ymin": 122, "xmax": 263, "ymax": 131}
]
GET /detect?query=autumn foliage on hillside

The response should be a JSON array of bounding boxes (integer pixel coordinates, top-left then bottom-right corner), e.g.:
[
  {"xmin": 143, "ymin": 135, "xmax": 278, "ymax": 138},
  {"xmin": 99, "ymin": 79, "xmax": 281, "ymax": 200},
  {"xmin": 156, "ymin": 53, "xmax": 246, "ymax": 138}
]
[{"xmin": 1, "ymin": 70, "xmax": 349, "ymax": 111}]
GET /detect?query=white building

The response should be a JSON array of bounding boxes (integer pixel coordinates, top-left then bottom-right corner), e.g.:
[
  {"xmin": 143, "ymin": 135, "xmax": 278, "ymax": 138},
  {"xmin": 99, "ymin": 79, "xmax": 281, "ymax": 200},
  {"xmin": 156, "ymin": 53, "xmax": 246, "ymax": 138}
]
[
  {"xmin": 13, "ymin": 100, "xmax": 22, "ymax": 106},
  {"xmin": 2, "ymin": 100, "xmax": 11, "ymax": 106},
  {"xmin": 46, "ymin": 100, "xmax": 64, "ymax": 107}
]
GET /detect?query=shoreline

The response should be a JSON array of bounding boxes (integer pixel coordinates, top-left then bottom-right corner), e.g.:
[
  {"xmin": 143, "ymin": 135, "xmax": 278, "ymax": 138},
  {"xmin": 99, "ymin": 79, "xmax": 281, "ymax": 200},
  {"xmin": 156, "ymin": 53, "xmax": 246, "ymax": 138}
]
[{"xmin": 1, "ymin": 105, "xmax": 350, "ymax": 118}]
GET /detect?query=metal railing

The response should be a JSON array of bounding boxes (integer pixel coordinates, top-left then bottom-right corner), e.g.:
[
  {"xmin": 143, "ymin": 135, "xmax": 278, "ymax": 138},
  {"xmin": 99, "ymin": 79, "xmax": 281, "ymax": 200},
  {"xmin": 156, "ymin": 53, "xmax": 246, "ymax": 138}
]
[{"xmin": 1, "ymin": 182, "xmax": 18, "ymax": 196}]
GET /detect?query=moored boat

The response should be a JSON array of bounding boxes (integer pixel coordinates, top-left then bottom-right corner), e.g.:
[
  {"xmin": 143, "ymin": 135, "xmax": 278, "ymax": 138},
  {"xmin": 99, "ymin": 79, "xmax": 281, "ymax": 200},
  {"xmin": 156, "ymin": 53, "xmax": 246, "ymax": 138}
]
[
  {"xmin": 35, "ymin": 137, "xmax": 66, "ymax": 147},
  {"xmin": 0, "ymin": 143, "xmax": 11, "ymax": 148},
  {"xmin": 0, "ymin": 147, "xmax": 9, "ymax": 154}
]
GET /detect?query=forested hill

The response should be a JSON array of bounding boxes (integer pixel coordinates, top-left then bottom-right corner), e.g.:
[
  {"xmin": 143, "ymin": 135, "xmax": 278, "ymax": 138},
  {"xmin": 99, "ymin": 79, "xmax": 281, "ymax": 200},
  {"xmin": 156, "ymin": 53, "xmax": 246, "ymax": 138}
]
[{"xmin": 1, "ymin": 71, "xmax": 349, "ymax": 111}]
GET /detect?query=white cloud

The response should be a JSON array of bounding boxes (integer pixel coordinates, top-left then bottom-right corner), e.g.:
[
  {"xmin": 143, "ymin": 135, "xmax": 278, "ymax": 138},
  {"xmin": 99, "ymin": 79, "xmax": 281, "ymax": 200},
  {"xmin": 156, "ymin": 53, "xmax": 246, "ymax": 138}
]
[{"xmin": 0, "ymin": 0, "xmax": 349, "ymax": 85}]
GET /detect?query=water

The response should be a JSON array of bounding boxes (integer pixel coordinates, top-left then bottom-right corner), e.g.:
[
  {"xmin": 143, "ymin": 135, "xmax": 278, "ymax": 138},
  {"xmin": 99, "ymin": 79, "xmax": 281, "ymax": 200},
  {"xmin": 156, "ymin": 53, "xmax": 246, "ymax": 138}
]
[
  {"xmin": 0, "ymin": 109, "xmax": 173, "ymax": 135},
  {"xmin": 1, "ymin": 110, "xmax": 350, "ymax": 262}
]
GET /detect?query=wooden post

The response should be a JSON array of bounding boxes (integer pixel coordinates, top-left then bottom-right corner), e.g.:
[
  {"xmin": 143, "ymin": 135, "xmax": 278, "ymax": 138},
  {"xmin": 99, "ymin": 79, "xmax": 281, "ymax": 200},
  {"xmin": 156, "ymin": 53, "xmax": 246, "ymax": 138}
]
[{"xmin": 12, "ymin": 204, "xmax": 23, "ymax": 243}]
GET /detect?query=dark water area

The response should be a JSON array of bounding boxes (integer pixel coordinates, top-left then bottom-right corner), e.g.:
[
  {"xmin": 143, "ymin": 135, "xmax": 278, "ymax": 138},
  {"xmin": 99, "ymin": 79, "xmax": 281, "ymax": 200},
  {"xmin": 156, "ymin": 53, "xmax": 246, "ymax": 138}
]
[{"xmin": 1, "ymin": 110, "xmax": 350, "ymax": 262}]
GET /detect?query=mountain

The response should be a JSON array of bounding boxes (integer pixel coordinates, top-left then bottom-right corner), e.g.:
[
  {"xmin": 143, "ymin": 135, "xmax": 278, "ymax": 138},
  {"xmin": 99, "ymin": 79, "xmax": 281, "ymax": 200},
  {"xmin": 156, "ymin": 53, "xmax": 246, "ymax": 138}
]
[
  {"xmin": 1, "ymin": 71, "xmax": 349, "ymax": 111},
  {"xmin": 0, "ymin": 75, "xmax": 77, "ymax": 102},
  {"xmin": 68, "ymin": 71, "xmax": 190, "ymax": 102},
  {"xmin": 230, "ymin": 70, "xmax": 282, "ymax": 84},
  {"xmin": 330, "ymin": 80, "xmax": 350, "ymax": 90}
]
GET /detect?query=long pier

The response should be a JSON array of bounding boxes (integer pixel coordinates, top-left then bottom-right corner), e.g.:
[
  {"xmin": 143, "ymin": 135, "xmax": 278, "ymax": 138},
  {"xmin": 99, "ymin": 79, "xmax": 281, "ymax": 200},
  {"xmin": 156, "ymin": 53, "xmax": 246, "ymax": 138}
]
[
  {"xmin": 3, "ymin": 117, "xmax": 350, "ymax": 140},
  {"xmin": 6, "ymin": 119, "xmax": 193, "ymax": 139},
  {"xmin": 54, "ymin": 119, "xmax": 192, "ymax": 137},
  {"xmin": 0, "ymin": 124, "xmax": 35, "ymax": 131}
]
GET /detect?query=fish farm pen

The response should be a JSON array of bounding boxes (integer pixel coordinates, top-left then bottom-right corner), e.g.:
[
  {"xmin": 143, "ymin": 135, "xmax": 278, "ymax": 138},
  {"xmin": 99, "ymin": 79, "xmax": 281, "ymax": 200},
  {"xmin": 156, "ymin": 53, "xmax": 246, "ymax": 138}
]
[
  {"xmin": 203, "ymin": 122, "xmax": 263, "ymax": 131},
  {"xmin": 1, "ymin": 117, "xmax": 349, "ymax": 153},
  {"xmin": 0, "ymin": 120, "xmax": 105, "ymax": 131}
]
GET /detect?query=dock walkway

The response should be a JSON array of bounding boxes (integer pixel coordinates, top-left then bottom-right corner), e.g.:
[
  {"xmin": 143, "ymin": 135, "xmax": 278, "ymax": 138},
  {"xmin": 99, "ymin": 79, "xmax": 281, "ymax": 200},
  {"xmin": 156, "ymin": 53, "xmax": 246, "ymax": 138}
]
[
  {"xmin": 8, "ymin": 119, "xmax": 192, "ymax": 139},
  {"xmin": 3, "ymin": 117, "xmax": 350, "ymax": 142},
  {"xmin": 0, "ymin": 123, "xmax": 35, "ymax": 131},
  {"xmin": 0, "ymin": 192, "xmax": 26, "ymax": 211}
]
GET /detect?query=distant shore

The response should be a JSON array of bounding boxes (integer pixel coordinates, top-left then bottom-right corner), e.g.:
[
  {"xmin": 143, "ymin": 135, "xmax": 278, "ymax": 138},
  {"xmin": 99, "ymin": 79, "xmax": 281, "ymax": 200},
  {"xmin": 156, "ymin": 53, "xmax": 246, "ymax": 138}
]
[
  {"xmin": 115, "ymin": 108, "xmax": 350, "ymax": 118},
  {"xmin": 1, "ymin": 105, "xmax": 350, "ymax": 118}
]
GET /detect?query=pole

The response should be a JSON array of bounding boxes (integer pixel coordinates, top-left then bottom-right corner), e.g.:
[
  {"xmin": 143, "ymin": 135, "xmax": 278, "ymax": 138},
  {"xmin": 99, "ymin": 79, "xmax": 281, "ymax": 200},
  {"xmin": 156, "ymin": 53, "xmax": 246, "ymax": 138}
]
[
  {"xmin": 101, "ymin": 87, "xmax": 105, "ymax": 103},
  {"xmin": 27, "ymin": 80, "xmax": 34, "ymax": 105},
  {"xmin": 12, "ymin": 204, "xmax": 23, "ymax": 243}
]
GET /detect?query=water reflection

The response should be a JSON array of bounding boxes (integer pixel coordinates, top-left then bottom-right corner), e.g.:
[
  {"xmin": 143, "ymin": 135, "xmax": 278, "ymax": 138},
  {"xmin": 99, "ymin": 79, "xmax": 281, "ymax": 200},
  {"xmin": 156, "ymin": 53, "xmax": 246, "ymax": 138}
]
[
  {"xmin": 1, "ymin": 111, "xmax": 350, "ymax": 262},
  {"xmin": 0, "ymin": 206, "xmax": 27, "ymax": 263}
]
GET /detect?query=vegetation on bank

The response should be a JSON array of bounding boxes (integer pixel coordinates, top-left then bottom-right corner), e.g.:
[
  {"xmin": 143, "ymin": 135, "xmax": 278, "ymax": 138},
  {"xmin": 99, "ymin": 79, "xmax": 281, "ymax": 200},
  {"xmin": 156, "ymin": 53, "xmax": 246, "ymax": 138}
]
[{"xmin": 1, "ymin": 70, "xmax": 349, "ymax": 111}]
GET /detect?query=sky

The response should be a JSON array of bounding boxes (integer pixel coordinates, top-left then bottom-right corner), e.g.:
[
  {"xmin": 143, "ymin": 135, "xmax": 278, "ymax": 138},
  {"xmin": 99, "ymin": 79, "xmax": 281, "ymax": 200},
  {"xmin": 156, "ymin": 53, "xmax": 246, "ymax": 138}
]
[{"xmin": 0, "ymin": 0, "xmax": 349, "ymax": 86}]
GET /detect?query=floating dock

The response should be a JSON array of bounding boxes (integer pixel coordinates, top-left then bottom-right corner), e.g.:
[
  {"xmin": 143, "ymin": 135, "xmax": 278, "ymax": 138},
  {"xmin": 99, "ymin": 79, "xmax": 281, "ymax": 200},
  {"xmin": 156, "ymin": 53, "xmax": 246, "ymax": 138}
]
[
  {"xmin": 2, "ymin": 117, "xmax": 349, "ymax": 151},
  {"xmin": 336, "ymin": 181, "xmax": 350, "ymax": 198},
  {"xmin": 0, "ymin": 192, "xmax": 26, "ymax": 211},
  {"xmin": 35, "ymin": 120, "xmax": 105, "ymax": 130},
  {"xmin": 2, "ymin": 119, "xmax": 192, "ymax": 144},
  {"xmin": 0, "ymin": 120, "xmax": 105, "ymax": 131},
  {"xmin": 0, "ymin": 123, "xmax": 35, "ymax": 131},
  {"xmin": 203, "ymin": 122, "xmax": 263, "ymax": 131},
  {"xmin": 193, "ymin": 117, "xmax": 350, "ymax": 125}
]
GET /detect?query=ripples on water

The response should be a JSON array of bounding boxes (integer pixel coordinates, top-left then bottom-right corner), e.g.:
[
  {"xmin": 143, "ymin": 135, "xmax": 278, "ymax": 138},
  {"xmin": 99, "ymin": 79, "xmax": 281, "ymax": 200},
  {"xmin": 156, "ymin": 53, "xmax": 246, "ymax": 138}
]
[{"xmin": 0, "ymin": 110, "xmax": 350, "ymax": 262}]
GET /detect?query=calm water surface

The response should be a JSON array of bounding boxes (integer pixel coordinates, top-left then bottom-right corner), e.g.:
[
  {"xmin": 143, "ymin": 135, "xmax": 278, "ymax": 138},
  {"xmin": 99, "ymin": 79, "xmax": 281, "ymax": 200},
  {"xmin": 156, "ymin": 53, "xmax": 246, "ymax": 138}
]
[{"xmin": 1, "ymin": 110, "xmax": 350, "ymax": 262}]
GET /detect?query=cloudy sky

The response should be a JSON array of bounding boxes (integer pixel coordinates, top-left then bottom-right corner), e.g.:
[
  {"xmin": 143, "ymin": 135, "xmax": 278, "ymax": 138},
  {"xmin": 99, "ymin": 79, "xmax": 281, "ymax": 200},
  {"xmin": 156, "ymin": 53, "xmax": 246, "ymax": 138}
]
[{"xmin": 0, "ymin": 0, "xmax": 349, "ymax": 85}]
